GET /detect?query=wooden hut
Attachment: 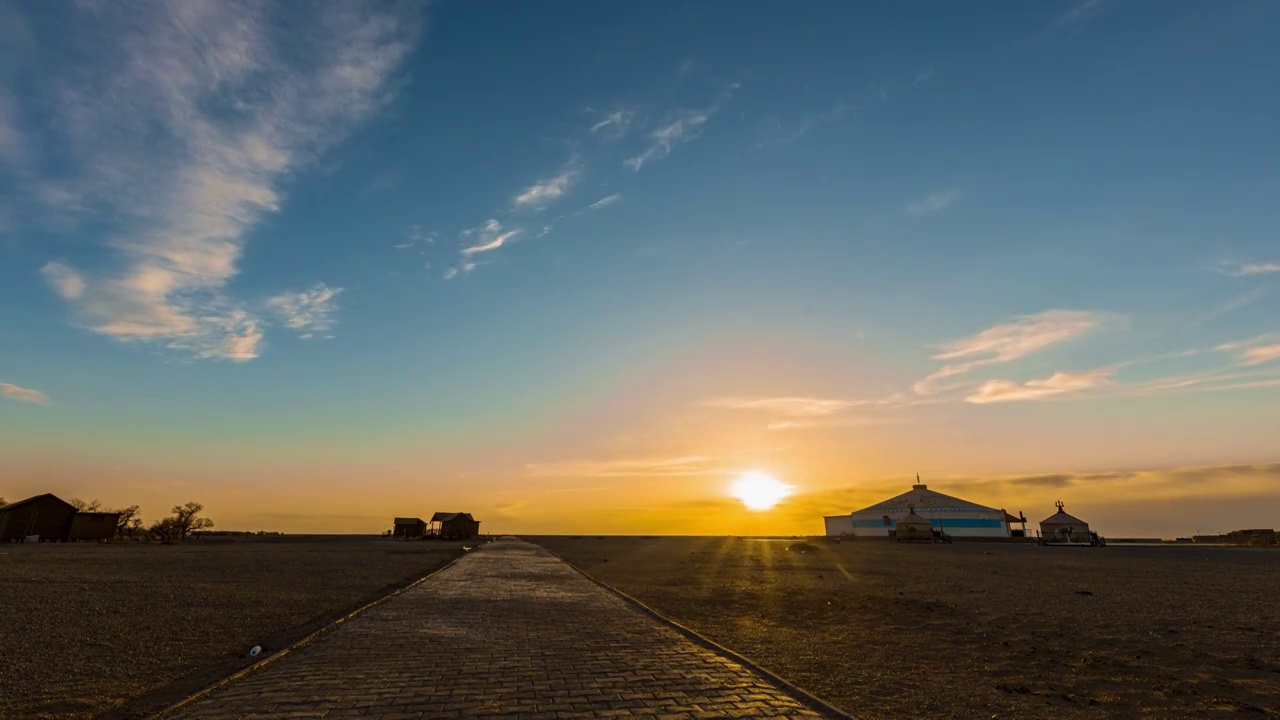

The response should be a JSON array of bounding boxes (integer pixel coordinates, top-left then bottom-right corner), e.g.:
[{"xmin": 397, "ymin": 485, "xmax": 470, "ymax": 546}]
[
  {"xmin": 393, "ymin": 517, "xmax": 426, "ymax": 539},
  {"xmin": 69, "ymin": 511, "xmax": 121, "ymax": 542},
  {"xmin": 894, "ymin": 505, "xmax": 936, "ymax": 543},
  {"xmin": 0, "ymin": 494, "xmax": 77, "ymax": 542},
  {"xmin": 430, "ymin": 512, "xmax": 480, "ymax": 540},
  {"xmin": 1039, "ymin": 501, "xmax": 1092, "ymax": 543}
]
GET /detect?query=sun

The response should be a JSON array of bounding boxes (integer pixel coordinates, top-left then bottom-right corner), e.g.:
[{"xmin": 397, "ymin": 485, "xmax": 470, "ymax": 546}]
[{"xmin": 729, "ymin": 472, "xmax": 792, "ymax": 511}]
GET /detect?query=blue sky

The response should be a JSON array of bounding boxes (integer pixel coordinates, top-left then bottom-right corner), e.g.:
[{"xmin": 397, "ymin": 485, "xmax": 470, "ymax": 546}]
[{"xmin": 2, "ymin": 0, "xmax": 1279, "ymax": 534}]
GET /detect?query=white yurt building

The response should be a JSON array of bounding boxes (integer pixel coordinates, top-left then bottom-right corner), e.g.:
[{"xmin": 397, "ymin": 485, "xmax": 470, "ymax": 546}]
[
  {"xmin": 824, "ymin": 478, "xmax": 1020, "ymax": 538},
  {"xmin": 1039, "ymin": 501, "xmax": 1091, "ymax": 542}
]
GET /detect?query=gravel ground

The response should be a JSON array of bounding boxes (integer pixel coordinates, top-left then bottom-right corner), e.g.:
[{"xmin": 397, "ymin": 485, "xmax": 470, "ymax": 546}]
[
  {"xmin": 0, "ymin": 537, "xmax": 466, "ymax": 719},
  {"xmin": 533, "ymin": 536, "xmax": 1280, "ymax": 720}
]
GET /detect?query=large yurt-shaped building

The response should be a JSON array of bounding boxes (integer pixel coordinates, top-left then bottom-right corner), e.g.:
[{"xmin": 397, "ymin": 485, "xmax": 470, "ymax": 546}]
[
  {"xmin": 823, "ymin": 478, "xmax": 1018, "ymax": 538},
  {"xmin": 1039, "ymin": 501, "xmax": 1091, "ymax": 542}
]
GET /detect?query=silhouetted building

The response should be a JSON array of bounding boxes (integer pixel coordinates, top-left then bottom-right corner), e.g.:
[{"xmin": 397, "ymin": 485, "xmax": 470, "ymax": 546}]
[
  {"xmin": 430, "ymin": 512, "xmax": 480, "ymax": 540},
  {"xmin": 69, "ymin": 511, "xmax": 121, "ymax": 542},
  {"xmin": 393, "ymin": 517, "xmax": 426, "ymax": 539},
  {"xmin": 1226, "ymin": 528, "xmax": 1278, "ymax": 545},
  {"xmin": 0, "ymin": 494, "xmax": 77, "ymax": 542}
]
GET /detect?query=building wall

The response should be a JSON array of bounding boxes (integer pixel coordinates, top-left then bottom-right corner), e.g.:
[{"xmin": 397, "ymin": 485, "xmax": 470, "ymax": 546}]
[
  {"xmin": 823, "ymin": 516, "xmax": 855, "ymax": 536},
  {"xmin": 69, "ymin": 513, "xmax": 119, "ymax": 542},
  {"xmin": 394, "ymin": 522, "xmax": 426, "ymax": 538},
  {"xmin": 824, "ymin": 510, "xmax": 1011, "ymax": 537}
]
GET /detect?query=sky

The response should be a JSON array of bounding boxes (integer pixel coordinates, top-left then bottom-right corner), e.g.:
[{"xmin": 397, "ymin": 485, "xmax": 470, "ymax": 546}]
[{"xmin": 2, "ymin": 0, "xmax": 1279, "ymax": 537}]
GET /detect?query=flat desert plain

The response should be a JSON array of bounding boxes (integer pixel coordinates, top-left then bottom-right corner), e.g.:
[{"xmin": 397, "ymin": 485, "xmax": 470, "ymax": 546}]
[
  {"xmin": 0, "ymin": 537, "xmax": 464, "ymax": 719},
  {"xmin": 534, "ymin": 536, "xmax": 1280, "ymax": 720}
]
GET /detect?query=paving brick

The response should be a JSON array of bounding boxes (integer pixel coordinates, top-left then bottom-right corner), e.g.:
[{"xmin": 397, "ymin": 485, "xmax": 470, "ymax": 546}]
[{"xmin": 169, "ymin": 539, "xmax": 828, "ymax": 719}]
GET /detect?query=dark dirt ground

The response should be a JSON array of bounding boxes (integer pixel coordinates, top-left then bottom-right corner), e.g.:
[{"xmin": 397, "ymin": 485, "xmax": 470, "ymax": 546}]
[
  {"xmin": 533, "ymin": 536, "xmax": 1280, "ymax": 720},
  {"xmin": 0, "ymin": 536, "xmax": 465, "ymax": 719}
]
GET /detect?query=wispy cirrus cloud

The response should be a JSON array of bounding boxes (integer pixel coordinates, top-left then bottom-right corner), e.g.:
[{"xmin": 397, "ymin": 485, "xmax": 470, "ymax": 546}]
[
  {"xmin": 965, "ymin": 369, "xmax": 1113, "ymax": 404},
  {"xmin": 460, "ymin": 218, "xmax": 521, "ymax": 256},
  {"xmin": 525, "ymin": 455, "xmax": 727, "ymax": 479},
  {"xmin": 1216, "ymin": 333, "xmax": 1280, "ymax": 365},
  {"xmin": 915, "ymin": 310, "xmax": 1104, "ymax": 394},
  {"xmin": 23, "ymin": 1, "xmax": 418, "ymax": 361},
  {"xmin": 703, "ymin": 396, "xmax": 860, "ymax": 417},
  {"xmin": 265, "ymin": 283, "xmax": 344, "ymax": 338},
  {"xmin": 589, "ymin": 110, "xmax": 633, "ymax": 140},
  {"xmin": 1, "ymin": 382, "xmax": 49, "ymax": 405},
  {"xmin": 904, "ymin": 189, "xmax": 961, "ymax": 216},
  {"xmin": 585, "ymin": 193, "xmax": 622, "ymax": 211},
  {"xmin": 1056, "ymin": 0, "xmax": 1108, "ymax": 27},
  {"xmin": 1219, "ymin": 261, "xmax": 1280, "ymax": 277},
  {"xmin": 513, "ymin": 158, "xmax": 580, "ymax": 209},
  {"xmin": 756, "ymin": 103, "xmax": 847, "ymax": 149},
  {"xmin": 625, "ymin": 84, "xmax": 738, "ymax": 172}
]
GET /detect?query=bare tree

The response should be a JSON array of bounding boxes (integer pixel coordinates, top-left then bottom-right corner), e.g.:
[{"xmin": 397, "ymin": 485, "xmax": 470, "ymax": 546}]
[
  {"xmin": 148, "ymin": 502, "xmax": 214, "ymax": 543},
  {"xmin": 173, "ymin": 502, "xmax": 214, "ymax": 540},
  {"xmin": 115, "ymin": 505, "xmax": 141, "ymax": 540},
  {"xmin": 70, "ymin": 498, "xmax": 104, "ymax": 512},
  {"xmin": 147, "ymin": 517, "xmax": 180, "ymax": 544}
]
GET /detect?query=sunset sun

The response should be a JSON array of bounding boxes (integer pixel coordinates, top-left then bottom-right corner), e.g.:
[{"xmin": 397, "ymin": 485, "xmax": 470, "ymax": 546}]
[{"xmin": 729, "ymin": 472, "xmax": 792, "ymax": 511}]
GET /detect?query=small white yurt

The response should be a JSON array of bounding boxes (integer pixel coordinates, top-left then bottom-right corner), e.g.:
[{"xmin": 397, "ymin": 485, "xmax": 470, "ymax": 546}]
[
  {"xmin": 1039, "ymin": 501, "xmax": 1091, "ymax": 542},
  {"xmin": 895, "ymin": 505, "xmax": 936, "ymax": 542}
]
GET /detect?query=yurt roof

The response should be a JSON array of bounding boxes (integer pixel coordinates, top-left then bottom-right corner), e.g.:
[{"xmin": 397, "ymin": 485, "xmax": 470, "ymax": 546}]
[
  {"xmin": 896, "ymin": 510, "xmax": 934, "ymax": 527},
  {"xmin": 1040, "ymin": 509, "xmax": 1089, "ymax": 526},
  {"xmin": 855, "ymin": 483, "xmax": 998, "ymax": 514}
]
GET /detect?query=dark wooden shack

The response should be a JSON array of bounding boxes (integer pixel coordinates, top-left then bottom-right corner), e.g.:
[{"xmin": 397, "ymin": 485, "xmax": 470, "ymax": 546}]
[
  {"xmin": 393, "ymin": 517, "xmax": 426, "ymax": 539},
  {"xmin": 430, "ymin": 512, "xmax": 480, "ymax": 540},
  {"xmin": 0, "ymin": 493, "xmax": 77, "ymax": 542},
  {"xmin": 69, "ymin": 511, "xmax": 121, "ymax": 542}
]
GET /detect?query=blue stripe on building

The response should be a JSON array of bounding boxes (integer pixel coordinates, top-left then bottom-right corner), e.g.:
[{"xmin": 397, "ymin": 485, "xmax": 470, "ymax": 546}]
[{"xmin": 852, "ymin": 518, "xmax": 1004, "ymax": 528}]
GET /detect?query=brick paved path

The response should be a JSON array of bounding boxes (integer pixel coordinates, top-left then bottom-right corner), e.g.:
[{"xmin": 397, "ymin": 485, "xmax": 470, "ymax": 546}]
[{"xmin": 170, "ymin": 538, "xmax": 830, "ymax": 720}]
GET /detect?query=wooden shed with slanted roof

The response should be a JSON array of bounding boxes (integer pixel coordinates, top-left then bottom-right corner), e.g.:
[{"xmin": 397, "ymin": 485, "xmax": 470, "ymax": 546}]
[
  {"xmin": 0, "ymin": 493, "xmax": 78, "ymax": 542},
  {"xmin": 393, "ymin": 517, "xmax": 426, "ymax": 539},
  {"xmin": 430, "ymin": 512, "xmax": 480, "ymax": 540}
]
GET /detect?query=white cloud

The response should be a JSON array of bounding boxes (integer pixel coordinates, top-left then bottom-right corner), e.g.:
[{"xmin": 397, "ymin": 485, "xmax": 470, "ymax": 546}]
[
  {"xmin": 1242, "ymin": 344, "xmax": 1280, "ymax": 365},
  {"xmin": 514, "ymin": 159, "xmax": 579, "ymax": 209},
  {"xmin": 586, "ymin": 193, "xmax": 621, "ymax": 211},
  {"xmin": 1, "ymin": 382, "xmax": 49, "ymax": 405},
  {"xmin": 624, "ymin": 84, "xmax": 737, "ymax": 171},
  {"xmin": 29, "ymin": 2, "xmax": 418, "ymax": 361},
  {"xmin": 462, "ymin": 229, "xmax": 520, "ymax": 256},
  {"xmin": 525, "ymin": 455, "xmax": 725, "ymax": 478},
  {"xmin": 704, "ymin": 396, "xmax": 859, "ymax": 417},
  {"xmin": 915, "ymin": 310, "xmax": 1103, "ymax": 394},
  {"xmin": 1220, "ymin": 261, "xmax": 1280, "ymax": 277},
  {"xmin": 965, "ymin": 369, "xmax": 1112, "ymax": 404},
  {"xmin": 756, "ymin": 103, "xmax": 847, "ymax": 148},
  {"xmin": 904, "ymin": 189, "xmax": 961, "ymax": 216},
  {"xmin": 1057, "ymin": 0, "xmax": 1108, "ymax": 26},
  {"xmin": 265, "ymin": 283, "xmax": 344, "ymax": 336},
  {"xmin": 589, "ymin": 110, "xmax": 633, "ymax": 139},
  {"xmin": 625, "ymin": 110, "xmax": 710, "ymax": 171},
  {"xmin": 40, "ymin": 262, "xmax": 86, "ymax": 300}
]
